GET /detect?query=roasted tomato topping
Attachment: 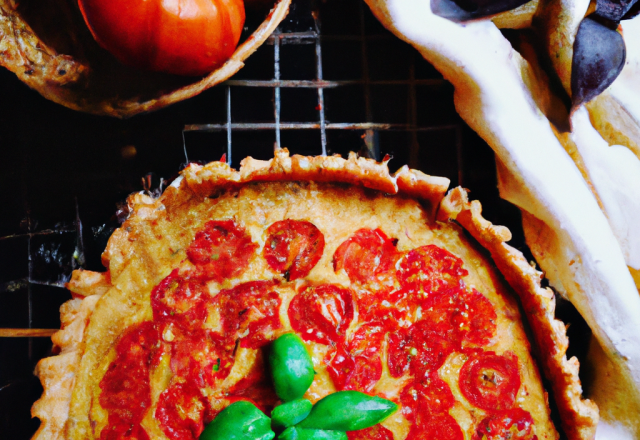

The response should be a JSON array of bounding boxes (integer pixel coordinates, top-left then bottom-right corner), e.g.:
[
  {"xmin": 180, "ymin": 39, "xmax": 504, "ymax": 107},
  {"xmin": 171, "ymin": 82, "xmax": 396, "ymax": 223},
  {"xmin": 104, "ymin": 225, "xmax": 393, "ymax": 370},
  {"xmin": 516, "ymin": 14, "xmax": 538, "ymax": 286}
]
[
  {"xmin": 386, "ymin": 284, "xmax": 497, "ymax": 378},
  {"xmin": 288, "ymin": 284, "xmax": 355, "ymax": 345},
  {"xmin": 347, "ymin": 424, "xmax": 395, "ymax": 440},
  {"xmin": 326, "ymin": 323, "xmax": 386, "ymax": 392},
  {"xmin": 333, "ymin": 228, "xmax": 399, "ymax": 289},
  {"xmin": 456, "ymin": 288, "xmax": 497, "ymax": 347},
  {"xmin": 151, "ymin": 270, "xmax": 209, "ymax": 331},
  {"xmin": 156, "ymin": 381, "xmax": 208, "ymax": 440},
  {"xmin": 459, "ymin": 351, "xmax": 521, "ymax": 411},
  {"xmin": 386, "ymin": 321, "xmax": 457, "ymax": 378},
  {"xmin": 412, "ymin": 413, "xmax": 464, "ymax": 440},
  {"xmin": 216, "ymin": 280, "xmax": 282, "ymax": 348},
  {"xmin": 473, "ymin": 408, "xmax": 537, "ymax": 440},
  {"xmin": 169, "ymin": 329, "xmax": 232, "ymax": 387},
  {"xmin": 397, "ymin": 245, "xmax": 467, "ymax": 295},
  {"xmin": 420, "ymin": 286, "xmax": 497, "ymax": 349},
  {"xmin": 263, "ymin": 219, "xmax": 325, "ymax": 280},
  {"xmin": 99, "ymin": 322, "xmax": 160, "ymax": 440},
  {"xmin": 400, "ymin": 372, "xmax": 455, "ymax": 422},
  {"xmin": 186, "ymin": 220, "xmax": 258, "ymax": 282},
  {"xmin": 100, "ymin": 424, "xmax": 150, "ymax": 440}
]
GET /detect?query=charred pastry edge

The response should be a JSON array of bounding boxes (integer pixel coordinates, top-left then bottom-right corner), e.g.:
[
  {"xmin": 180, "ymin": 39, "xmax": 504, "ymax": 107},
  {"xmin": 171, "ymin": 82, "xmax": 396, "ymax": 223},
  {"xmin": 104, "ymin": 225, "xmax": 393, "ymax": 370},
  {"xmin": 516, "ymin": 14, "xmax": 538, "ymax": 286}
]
[
  {"xmin": 439, "ymin": 187, "xmax": 599, "ymax": 440},
  {"xmin": 0, "ymin": 0, "xmax": 291, "ymax": 118},
  {"xmin": 32, "ymin": 151, "xmax": 589, "ymax": 439}
]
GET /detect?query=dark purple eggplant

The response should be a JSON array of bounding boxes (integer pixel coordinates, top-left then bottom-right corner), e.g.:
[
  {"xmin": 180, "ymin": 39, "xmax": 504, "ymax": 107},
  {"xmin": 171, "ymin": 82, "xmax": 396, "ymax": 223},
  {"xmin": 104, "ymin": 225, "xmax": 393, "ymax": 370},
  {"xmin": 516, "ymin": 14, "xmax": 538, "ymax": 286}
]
[
  {"xmin": 571, "ymin": 16, "xmax": 626, "ymax": 108},
  {"xmin": 431, "ymin": 0, "xmax": 532, "ymax": 22},
  {"xmin": 595, "ymin": 0, "xmax": 639, "ymax": 21},
  {"xmin": 622, "ymin": 0, "xmax": 640, "ymax": 18}
]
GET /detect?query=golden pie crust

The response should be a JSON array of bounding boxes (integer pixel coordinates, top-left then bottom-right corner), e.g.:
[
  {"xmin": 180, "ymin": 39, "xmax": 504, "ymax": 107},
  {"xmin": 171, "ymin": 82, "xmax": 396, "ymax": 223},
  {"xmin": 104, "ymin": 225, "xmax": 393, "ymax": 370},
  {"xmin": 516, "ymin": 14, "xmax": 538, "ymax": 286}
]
[{"xmin": 32, "ymin": 149, "xmax": 596, "ymax": 440}]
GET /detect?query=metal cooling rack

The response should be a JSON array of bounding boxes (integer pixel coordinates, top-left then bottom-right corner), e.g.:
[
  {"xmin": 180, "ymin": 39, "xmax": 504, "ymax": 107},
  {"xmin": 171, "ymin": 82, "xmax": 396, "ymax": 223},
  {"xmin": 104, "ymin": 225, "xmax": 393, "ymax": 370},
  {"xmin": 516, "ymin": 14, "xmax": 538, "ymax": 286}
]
[{"xmin": 0, "ymin": 0, "xmax": 561, "ymax": 438}]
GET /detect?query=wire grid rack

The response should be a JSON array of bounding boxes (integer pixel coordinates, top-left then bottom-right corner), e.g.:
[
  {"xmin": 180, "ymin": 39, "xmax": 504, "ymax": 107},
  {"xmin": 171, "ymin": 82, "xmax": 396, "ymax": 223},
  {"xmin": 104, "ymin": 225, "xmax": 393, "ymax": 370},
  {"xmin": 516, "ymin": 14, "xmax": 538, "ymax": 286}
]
[{"xmin": 0, "ymin": 0, "xmax": 588, "ymax": 438}]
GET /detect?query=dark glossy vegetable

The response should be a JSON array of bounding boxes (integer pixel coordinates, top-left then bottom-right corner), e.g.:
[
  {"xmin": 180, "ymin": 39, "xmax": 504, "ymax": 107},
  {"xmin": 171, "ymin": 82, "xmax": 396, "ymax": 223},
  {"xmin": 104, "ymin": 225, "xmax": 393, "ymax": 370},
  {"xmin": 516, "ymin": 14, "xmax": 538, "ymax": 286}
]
[
  {"xmin": 595, "ymin": 0, "xmax": 639, "ymax": 21},
  {"xmin": 571, "ymin": 16, "xmax": 626, "ymax": 108},
  {"xmin": 271, "ymin": 399, "xmax": 313, "ymax": 431},
  {"xmin": 297, "ymin": 391, "xmax": 397, "ymax": 431},
  {"xmin": 200, "ymin": 401, "xmax": 275, "ymax": 440},
  {"xmin": 278, "ymin": 427, "xmax": 348, "ymax": 440},
  {"xmin": 269, "ymin": 333, "xmax": 315, "ymax": 401},
  {"xmin": 431, "ymin": 0, "xmax": 531, "ymax": 22}
]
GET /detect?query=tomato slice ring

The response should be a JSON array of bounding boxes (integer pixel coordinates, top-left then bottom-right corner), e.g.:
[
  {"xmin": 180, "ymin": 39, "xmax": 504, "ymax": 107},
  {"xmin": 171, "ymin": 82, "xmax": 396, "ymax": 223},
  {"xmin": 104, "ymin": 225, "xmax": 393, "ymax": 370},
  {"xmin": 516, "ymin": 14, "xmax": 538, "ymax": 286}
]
[
  {"xmin": 151, "ymin": 270, "xmax": 209, "ymax": 331},
  {"xmin": 288, "ymin": 284, "xmax": 355, "ymax": 345},
  {"xmin": 186, "ymin": 220, "xmax": 258, "ymax": 282},
  {"xmin": 326, "ymin": 323, "xmax": 386, "ymax": 392},
  {"xmin": 216, "ymin": 280, "xmax": 282, "ymax": 349},
  {"xmin": 263, "ymin": 219, "xmax": 325, "ymax": 280},
  {"xmin": 396, "ymin": 245, "xmax": 468, "ymax": 296},
  {"xmin": 473, "ymin": 408, "xmax": 537, "ymax": 440},
  {"xmin": 156, "ymin": 381, "xmax": 208, "ymax": 440},
  {"xmin": 459, "ymin": 351, "xmax": 521, "ymax": 411},
  {"xmin": 400, "ymin": 372, "xmax": 455, "ymax": 423},
  {"xmin": 333, "ymin": 228, "xmax": 399, "ymax": 289}
]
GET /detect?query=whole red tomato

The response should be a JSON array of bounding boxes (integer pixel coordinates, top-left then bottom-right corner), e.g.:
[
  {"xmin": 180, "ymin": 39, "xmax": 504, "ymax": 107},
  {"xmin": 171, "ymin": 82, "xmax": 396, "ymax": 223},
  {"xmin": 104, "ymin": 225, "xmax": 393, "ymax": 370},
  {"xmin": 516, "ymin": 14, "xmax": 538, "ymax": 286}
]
[{"xmin": 78, "ymin": 0, "xmax": 245, "ymax": 76}]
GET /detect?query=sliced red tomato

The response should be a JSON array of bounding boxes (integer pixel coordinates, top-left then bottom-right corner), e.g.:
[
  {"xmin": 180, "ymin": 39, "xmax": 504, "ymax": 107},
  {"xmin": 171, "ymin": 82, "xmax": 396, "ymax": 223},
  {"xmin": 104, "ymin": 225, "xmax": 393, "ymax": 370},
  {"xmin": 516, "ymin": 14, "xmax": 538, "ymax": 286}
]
[
  {"xmin": 400, "ymin": 372, "xmax": 455, "ymax": 423},
  {"xmin": 169, "ymin": 328, "xmax": 232, "ymax": 387},
  {"xmin": 186, "ymin": 220, "xmax": 258, "ymax": 282},
  {"xmin": 397, "ymin": 245, "xmax": 468, "ymax": 296},
  {"xmin": 151, "ymin": 270, "xmax": 209, "ymax": 331},
  {"xmin": 473, "ymin": 408, "xmax": 537, "ymax": 440},
  {"xmin": 459, "ymin": 351, "xmax": 521, "ymax": 411},
  {"xmin": 455, "ymin": 288, "xmax": 497, "ymax": 347},
  {"xmin": 347, "ymin": 425, "xmax": 395, "ymax": 440},
  {"xmin": 100, "ymin": 422, "xmax": 150, "ymax": 440},
  {"xmin": 288, "ymin": 284, "xmax": 355, "ymax": 345},
  {"xmin": 216, "ymin": 280, "xmax": 282, "ymax": 348},
  {"xmin": 386, "ymin": 321, "xmax": 457, "ymax": 378},
  {"xmin": 333, "ymin": 228, "xmax": 399, "ymax": 289},
  {"xmin": 263, "ymin": 219, "xmax": 325, "ymax": 280},
  {"xmin": 387, "ymin": 328, "xmax": 412, "ymax": 378},
  {"xmin": 156, "ymin": 381, "xmax": 208, "ymax": 440},
  {"xmin": 326, "ymin": 323, "xmax": 385, "ymax": 392},
  {"xmin": 99, "ymin": 322, "xmax": 160, "ymax": 440},
  {"xmin": 412, "ymin": 413, "xmax": 464, "ymax": 440}
]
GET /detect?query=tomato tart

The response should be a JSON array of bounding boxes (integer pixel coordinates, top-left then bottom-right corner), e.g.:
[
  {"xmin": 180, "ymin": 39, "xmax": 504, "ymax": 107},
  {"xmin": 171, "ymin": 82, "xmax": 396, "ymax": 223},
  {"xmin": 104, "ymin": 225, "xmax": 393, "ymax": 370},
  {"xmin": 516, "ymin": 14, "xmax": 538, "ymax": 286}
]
[{"xmin": 31, "ymin": 149, "xmax": 596, "ymax": 440}]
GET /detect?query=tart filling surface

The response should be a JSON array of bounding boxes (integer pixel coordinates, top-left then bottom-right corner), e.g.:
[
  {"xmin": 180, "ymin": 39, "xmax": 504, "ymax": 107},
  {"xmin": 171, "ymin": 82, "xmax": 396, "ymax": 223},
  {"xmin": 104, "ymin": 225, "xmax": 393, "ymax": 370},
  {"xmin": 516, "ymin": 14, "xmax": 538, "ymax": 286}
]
[{"xmin": 32, "ymin": 150, "xmax": 594, "ymax": 440}]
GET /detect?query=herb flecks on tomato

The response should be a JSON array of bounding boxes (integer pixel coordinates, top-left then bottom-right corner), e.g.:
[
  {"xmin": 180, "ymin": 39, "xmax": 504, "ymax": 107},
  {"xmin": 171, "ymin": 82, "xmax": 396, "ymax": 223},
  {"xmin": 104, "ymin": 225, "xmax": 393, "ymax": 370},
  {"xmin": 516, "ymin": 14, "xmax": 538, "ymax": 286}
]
[
  {"xmin": 333, "ymin": 228, "xmax": 400, "ymax": 290},
  {"xmin": 78, "ymin": 0, "xmax": 245, "ymax": 76},
  {"xmin": 459, "ymin": 351, "xmax": 521, "ymax": 411},
  {"xmin": 288, "ymin": 284, "xmax": 355, "ymax": 345},
  {"xmin": 264, "ymin": 220, "xmax": 325, "ymax": 281},
  {"xmin": 156, "ymin": 381, "xmax": 209, "ymax": 440},
  {"xmin": 397, "ymin": 245, "xmax": 467, "ymax": 296},
  {"xmin": 473, "ymin": 408, "xmax": 537, "ymax": 440},
  {"xmin": 216, "ymin": 280, "xmax": 282, "ymax": 348},
  {"xmin": 187, "ymin": 220, "xmax": 258, "ymax": 282},
  {"xmin": 400, "ymin": 372, "xmax": 455, "ymax": 423},
  {"xmin": 326, "ymin": 323, "xmax": 386, "ymax": 392},
  {"xmin": 151, "ymin": 269, "xmax": 209, "ymax": 331},
  {"xmin": 169, "ymin": 328, "xmax": 232, "ymax": 387}
]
